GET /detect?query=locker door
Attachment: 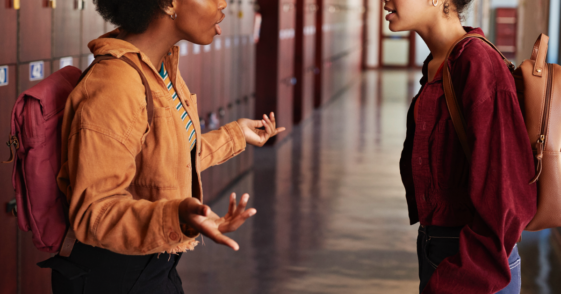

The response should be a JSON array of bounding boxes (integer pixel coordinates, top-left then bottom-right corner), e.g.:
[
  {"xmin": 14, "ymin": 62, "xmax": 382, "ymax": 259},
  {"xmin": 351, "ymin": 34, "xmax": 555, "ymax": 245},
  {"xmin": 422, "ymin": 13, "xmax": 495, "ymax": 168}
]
[
  {"xmin": 313, "ymin": 0, "xmax": 324, "ymax": 107},
  {"xmin": 16, "ymin": 61, "xmax": 53, "ymax": 294},
  {"xmin": 0, "ymin": 3, "xmax": 17, "ymax": 65},
  {"xmin": 82, "ymin": 1, "xmax": 107, "ymax": 55},
  {"xmin": 276, "ymin": 0, "xmax": 296, "ymax": 143},
  {"xmin": 19, "ymin": 0, "xmax": 52, "ymax": 62},
  {"xmin": 293, "ymin": 0, "xmax": 317, "ymax": 124},
  {"xmin": 52, "ymin": 0, "xmax": 81, "ymax": 59},
  {"xmin": 0, "ymin": 65, "xmax": 18, "ymax": 294}
]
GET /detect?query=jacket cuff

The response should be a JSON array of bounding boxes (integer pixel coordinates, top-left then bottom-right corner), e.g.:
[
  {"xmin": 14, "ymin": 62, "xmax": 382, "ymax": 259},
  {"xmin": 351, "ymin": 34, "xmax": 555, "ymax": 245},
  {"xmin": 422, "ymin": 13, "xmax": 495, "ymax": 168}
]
[
  {"xmin": 163, "ymin": 199, "xmax": 186, "ymax": 244},
  {"xmin": 225, "ymin": 121, "xmax": 247, "ymax": 155}
]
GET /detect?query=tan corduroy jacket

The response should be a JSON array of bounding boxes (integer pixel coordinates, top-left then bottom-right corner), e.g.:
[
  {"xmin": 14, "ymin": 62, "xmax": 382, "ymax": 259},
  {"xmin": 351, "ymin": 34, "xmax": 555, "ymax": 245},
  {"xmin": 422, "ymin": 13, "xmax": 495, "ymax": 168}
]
[{"xmin": 57, "ymin": 30, "xmax": 246, "ymax": 255}]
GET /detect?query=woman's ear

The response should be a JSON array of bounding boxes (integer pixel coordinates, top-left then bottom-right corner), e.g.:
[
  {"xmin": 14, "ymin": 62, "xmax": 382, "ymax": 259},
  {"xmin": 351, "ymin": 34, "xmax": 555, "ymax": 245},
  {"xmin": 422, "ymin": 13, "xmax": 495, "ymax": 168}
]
[{"xmin": 162, "ymin": 0, "xmax": 178, "ymax": 17}]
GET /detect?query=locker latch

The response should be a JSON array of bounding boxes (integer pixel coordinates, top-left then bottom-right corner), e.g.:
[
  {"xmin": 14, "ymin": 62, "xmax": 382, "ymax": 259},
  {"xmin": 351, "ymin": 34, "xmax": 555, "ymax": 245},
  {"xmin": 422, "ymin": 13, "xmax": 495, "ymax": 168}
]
[
  {"xmin": 49, "ymin": 0, "xmax": 56, "ymax": 9},
  {"xmin": 6, "ymin": 199, "xmax": 17, "ymax": 217},
  {"xmin": 12, "ymin": 0, "xmax": 20, "ymax": 10}
]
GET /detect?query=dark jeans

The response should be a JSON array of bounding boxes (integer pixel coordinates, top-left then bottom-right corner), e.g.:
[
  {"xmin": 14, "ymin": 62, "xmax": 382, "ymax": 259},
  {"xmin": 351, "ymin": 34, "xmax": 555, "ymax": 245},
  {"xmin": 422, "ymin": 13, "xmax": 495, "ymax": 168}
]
[
  {"xmin": 38, "ymin": 242, "xmax": 184, "ymax": 294},
  {"xmin": 417, "ymin": 225, "xmax": 521, "ymax": 294}
]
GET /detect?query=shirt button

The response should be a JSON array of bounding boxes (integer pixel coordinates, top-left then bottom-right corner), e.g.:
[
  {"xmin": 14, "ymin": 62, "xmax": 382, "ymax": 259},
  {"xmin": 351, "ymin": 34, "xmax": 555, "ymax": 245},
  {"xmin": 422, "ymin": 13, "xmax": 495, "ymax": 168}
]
[
  {"xmin": 418, "ymin": 157, "xmax": 422, "ymax": 165},
  {"xmin": 169, "ymin": 232, "xmax": 179, "ymax": 241}
]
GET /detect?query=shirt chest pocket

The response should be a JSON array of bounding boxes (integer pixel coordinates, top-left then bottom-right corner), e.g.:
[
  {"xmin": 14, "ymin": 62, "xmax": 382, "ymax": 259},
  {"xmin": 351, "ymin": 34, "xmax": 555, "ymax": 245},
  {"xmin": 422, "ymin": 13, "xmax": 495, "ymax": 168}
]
[{"xmin": 132, "ymin": 106, "xmax": 180, "ymax": 189}]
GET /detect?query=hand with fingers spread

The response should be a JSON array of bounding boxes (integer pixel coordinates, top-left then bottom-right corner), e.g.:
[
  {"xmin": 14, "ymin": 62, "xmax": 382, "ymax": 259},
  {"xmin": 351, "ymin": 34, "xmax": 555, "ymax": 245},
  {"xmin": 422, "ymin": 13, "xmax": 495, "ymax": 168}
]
[
  {"xmin": 178, "ymin": 193, "xmax": 256, "ymax": 251},
  {"xmin": 237, "ymin": 112, "xmax": 286, "ymax": 147}
]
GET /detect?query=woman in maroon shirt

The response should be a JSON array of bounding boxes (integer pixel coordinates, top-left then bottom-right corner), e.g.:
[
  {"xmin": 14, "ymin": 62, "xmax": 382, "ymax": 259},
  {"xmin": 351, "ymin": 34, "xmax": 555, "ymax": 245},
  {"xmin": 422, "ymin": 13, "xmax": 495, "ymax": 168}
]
[{"xmin": 384, "ymin": 0, "xmax": 537, "ymax": 293}]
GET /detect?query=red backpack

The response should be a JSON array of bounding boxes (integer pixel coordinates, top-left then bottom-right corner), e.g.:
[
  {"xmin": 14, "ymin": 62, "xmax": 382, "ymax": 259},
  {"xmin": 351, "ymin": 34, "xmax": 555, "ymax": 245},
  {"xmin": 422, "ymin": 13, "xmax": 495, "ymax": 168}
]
[{"xmin": 2, "ymin": 55, "xmax": 153, "ymax": 256}]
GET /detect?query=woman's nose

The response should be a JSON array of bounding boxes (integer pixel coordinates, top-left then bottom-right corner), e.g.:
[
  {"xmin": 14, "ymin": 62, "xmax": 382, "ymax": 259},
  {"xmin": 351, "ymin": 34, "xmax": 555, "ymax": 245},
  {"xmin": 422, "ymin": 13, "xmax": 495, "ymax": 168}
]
[{"xmin": 218, "ymin": 0, "xmax": 227, "ymax": 10}]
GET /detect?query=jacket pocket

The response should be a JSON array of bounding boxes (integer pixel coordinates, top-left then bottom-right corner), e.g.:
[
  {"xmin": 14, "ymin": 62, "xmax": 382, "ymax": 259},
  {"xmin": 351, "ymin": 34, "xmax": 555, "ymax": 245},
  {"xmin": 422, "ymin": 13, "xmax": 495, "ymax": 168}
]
[{"xmin": 132, "ymin": 106, "xmax": 180, "ymax": 189}]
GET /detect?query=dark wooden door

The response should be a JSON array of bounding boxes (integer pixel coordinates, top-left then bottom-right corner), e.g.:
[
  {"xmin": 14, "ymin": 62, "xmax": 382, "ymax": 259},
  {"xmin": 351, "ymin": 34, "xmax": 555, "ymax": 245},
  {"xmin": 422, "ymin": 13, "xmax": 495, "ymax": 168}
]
[
  {"xmin": 0, "ymin": 2, "xmax": 18, "ymax": 65},
  {"xmin": 19, "ymin": 0, "xmax": 52, "ymax": 62}
]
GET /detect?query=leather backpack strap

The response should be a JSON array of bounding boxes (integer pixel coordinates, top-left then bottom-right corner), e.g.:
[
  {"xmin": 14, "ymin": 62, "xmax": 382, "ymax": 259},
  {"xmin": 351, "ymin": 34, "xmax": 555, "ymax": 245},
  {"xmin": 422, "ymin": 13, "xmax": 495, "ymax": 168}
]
[
  {"xmin": 59, "ymin": 54, "xmax": 155, "ymax": 257},
  {"xmin": 441, "ymin": 34, "xmax": 514, "ymax": 163},
  {"xmin": 79, "ymin": 55, "xmax": 154, "ymax": 126}
]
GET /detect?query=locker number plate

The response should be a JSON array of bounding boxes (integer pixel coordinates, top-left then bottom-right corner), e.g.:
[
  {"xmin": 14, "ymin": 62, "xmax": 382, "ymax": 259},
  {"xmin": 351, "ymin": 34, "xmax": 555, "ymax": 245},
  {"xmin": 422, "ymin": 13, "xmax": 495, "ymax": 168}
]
[
  {"xmin": 30, "ymin": 61, "xmax": 44, "ymax": 81},
  {"xmin": 60, "ymin": 57, "xmax": 73, "ymax": 69},
  {"xmin": 0, "ymin": 66, "xmax": 8, "ymax": 87}
]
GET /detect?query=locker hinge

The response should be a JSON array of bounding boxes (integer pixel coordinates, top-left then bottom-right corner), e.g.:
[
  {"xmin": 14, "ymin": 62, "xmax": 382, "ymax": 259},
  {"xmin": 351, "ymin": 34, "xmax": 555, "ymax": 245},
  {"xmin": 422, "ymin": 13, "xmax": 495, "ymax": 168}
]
[
  {"xmin": 13, "ymin": 0, "xmax": 20, "ymax": 10},
  {"xmin": 49, "ymin": 0, "xmax": 57, "ymax": 9}
]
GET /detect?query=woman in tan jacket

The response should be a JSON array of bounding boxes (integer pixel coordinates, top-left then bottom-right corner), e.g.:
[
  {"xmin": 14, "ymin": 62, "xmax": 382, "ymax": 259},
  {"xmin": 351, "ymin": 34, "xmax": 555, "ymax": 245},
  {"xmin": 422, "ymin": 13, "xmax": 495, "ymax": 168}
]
[{"xmin": 43, "ymin": 0, "xmax": 285, "ymax": 292}]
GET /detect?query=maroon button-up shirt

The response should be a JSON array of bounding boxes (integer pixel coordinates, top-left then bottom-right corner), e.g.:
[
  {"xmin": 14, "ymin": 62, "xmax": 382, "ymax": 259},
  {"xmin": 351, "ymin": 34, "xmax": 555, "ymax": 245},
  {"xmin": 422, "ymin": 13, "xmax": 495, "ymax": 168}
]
[{"xmin": 400, "ymin": 28, "xmax": 537, "ymax": 294}]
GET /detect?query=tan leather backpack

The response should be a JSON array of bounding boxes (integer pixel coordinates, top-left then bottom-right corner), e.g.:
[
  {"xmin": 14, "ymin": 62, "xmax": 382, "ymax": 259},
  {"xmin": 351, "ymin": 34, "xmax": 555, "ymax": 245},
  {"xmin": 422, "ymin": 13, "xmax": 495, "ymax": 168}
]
[{"xmin": 443, "ymin": 34, "xmax": 560, "ymax": 231}]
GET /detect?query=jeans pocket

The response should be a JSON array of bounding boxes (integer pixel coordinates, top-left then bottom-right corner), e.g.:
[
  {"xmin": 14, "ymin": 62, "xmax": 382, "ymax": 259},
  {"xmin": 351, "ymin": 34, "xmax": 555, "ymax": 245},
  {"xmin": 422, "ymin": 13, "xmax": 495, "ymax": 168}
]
[{"xmin": 424, "ymin": 237, "xmax": 460, "ymax": 270}]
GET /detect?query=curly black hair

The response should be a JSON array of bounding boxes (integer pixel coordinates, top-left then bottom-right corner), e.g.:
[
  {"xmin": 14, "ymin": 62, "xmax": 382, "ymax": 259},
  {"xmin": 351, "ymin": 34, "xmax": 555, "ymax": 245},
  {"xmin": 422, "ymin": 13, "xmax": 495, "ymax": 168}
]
[
  {"xmin": 94, "ymin": 0, "xmax": 172, "ymax": 34},
  {"xmin": 443, "ymin": 0, "xmax": 473, "ymax": 20}
]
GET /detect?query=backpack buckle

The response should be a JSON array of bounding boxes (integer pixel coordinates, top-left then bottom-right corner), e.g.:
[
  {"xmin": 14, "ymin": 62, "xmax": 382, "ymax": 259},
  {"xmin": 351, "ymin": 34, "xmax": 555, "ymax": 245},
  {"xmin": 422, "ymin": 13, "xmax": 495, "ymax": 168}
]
[{"xmin": 2, "ymin": 136, "xmax": 19, "ymax": 164}]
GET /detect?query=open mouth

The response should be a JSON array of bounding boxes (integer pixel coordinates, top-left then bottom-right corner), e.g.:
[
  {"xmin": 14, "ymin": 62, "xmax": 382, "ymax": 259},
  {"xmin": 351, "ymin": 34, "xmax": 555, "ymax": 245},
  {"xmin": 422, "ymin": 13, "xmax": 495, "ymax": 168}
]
[
  {"xmin": 215, "ymin": 13, "xmax": 226, "ymax": 35},
  {"xmin": 385, "ymin": 8, "xmax": 397, "ymax": 15}
]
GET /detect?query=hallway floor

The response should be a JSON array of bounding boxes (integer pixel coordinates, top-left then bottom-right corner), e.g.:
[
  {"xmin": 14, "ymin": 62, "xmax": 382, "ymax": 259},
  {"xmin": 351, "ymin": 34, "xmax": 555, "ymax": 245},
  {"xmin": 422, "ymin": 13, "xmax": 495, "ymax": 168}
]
[{"xmin": 177, "ymin": 70, "xmax": 561, "ymax": 294}]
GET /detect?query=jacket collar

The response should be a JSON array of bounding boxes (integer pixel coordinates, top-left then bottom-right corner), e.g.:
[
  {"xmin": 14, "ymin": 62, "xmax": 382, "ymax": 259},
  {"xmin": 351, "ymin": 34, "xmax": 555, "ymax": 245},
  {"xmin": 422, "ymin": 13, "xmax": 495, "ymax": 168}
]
[
  {"xmin": 88, "ymin": 29, "xmax": 184, "ymax": 98},
  {"xmin": 421, "ymin": 27, "xmax": 486, "ymax": 85}
]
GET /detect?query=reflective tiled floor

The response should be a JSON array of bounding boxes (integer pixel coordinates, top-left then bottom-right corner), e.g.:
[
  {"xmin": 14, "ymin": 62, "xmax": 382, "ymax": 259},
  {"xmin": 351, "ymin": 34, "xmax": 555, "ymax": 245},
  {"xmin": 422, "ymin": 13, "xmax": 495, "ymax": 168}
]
[{"xmin": 177, "ymin": 70, "xmax": 561, "ymax": 294}]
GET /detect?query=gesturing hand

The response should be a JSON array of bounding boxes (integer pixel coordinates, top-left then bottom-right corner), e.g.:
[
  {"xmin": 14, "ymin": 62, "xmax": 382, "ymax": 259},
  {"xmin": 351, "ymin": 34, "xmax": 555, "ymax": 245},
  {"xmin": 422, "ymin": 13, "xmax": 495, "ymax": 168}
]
[
  {"xmin": 178, "ymin": 193, "xmax": 256, "ymax": 251},
  {"xmin": 237, "ymin": 112, "xmax": 286, "ymax": 147}
]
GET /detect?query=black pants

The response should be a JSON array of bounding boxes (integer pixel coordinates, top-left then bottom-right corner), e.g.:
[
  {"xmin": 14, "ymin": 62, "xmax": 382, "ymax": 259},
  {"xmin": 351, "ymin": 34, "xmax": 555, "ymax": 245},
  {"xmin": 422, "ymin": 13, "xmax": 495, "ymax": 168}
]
[
  {"xmin": 38, "ymin": 242, "xmax": 184, "ymax": 294},
  {"xmin": 417, "ymin": 225, "xmax": 463, "ymax": 293},
  {"xmin": 417, "ymin": 225, "xmax": 521, "ymax": 294}
]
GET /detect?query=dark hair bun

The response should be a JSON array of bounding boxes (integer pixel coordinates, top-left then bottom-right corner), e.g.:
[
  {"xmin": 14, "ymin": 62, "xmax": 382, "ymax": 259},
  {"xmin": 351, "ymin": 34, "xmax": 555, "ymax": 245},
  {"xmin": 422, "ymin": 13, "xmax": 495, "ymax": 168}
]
[
  {"xmin": 94, "ymin": 0, "xmax": 172, "ymax": 34},
  {"xmin": 444, "ymin": 0, "xmax": 474, "ymax": 19}
]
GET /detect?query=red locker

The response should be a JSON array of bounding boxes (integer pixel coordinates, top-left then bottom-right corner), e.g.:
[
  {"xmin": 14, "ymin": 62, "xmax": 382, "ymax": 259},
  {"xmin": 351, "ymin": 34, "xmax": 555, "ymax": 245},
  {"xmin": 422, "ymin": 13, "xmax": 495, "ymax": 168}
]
[
  {"xmin": 52, "ymin": 0, "xmax": 81, "ymax": 58},
  {"xmin": 16, "ymin": 61, "xmax": 53, "ymax": 293},
  {"xmin": 19, "ymin": 231, "xmax": 52, "ymax": 294},
  {"xmin": 293, "ymin": 0, "xmax": 317, "ymax": 124},
  {"xmin": 255, "ymin": 0, "xmax": 296, "ymax": 144},
  {"xmin": 19, "ymin": 0, "xmax": 52, "ymax": 63},
  {"xmin": 0, "ymin": 3, "xmax": 17, "ymax": 65},
  {"xmin": 495, "ymin": 8, "xmax": 517, "ymax": 61},
  {"xmin": 313, "ymin": 0, "xmax": 324, "ymax": 107},
  {"xmin": 0, "ymin": 65, "xmax": 18, "ymax": 294},
  {"xmin": 82, "ymin": 1, "xmax": 107, "ymax": 55}
]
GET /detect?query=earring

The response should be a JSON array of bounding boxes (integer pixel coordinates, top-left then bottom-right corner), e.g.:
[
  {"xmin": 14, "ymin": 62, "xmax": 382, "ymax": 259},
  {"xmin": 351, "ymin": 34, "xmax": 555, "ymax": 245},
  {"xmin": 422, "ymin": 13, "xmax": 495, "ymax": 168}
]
[
  {"xmin": 170, "ymin": 13, "xmax": 177, "ymax": 20},
  {"xmin": 432, "ymin": 0, "xmax": 438, "ymax": 6}
]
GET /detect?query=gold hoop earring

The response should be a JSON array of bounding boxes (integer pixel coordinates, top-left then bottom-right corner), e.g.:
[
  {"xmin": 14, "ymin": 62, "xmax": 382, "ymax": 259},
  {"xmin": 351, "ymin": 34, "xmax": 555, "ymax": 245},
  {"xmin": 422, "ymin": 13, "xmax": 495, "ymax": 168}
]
[
  {"xmin": 432, "ymin": 0, "xmax": 438, "ymax": 6},
  {"xmin": 170, "ymin": 13, "xmax": 177, "ymax": 20}
]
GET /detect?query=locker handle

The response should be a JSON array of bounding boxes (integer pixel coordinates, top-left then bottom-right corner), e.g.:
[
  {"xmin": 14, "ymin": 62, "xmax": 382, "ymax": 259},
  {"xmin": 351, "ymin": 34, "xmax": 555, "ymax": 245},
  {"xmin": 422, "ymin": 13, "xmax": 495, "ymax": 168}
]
[
  {"xmin": 12, "ymin": 0, "xmax": 20, "ymax": 9},
  {"xmin": 49, "ymin": 0, "xmax": 56, "ymax": 9},
  {"xmin": 7, "ymin": 199, "xmax": 17, "ymax": 216}
]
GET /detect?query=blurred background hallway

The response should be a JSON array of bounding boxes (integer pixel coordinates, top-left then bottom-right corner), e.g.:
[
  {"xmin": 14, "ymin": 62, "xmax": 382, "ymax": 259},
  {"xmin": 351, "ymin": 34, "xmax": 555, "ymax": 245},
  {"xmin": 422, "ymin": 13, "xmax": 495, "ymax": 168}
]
[{"xmin": 2, "ymin": 0, "xmax": 561, "ymax": 293}]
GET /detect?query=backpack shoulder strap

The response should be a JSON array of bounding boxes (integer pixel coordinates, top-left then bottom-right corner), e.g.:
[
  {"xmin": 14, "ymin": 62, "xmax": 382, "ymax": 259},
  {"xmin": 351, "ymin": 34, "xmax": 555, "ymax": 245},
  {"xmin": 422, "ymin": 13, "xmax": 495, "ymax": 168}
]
[
  {"xmin": 442, "ymin": 34, "xmax": 514, "ymax": 163},
  {"xmin": 59, "ymin": 55, "xmax": 155, "ymax": 257},
  {"xmin": 79, "ymin": 55, "xmax": 155, "ymax": 126}
]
